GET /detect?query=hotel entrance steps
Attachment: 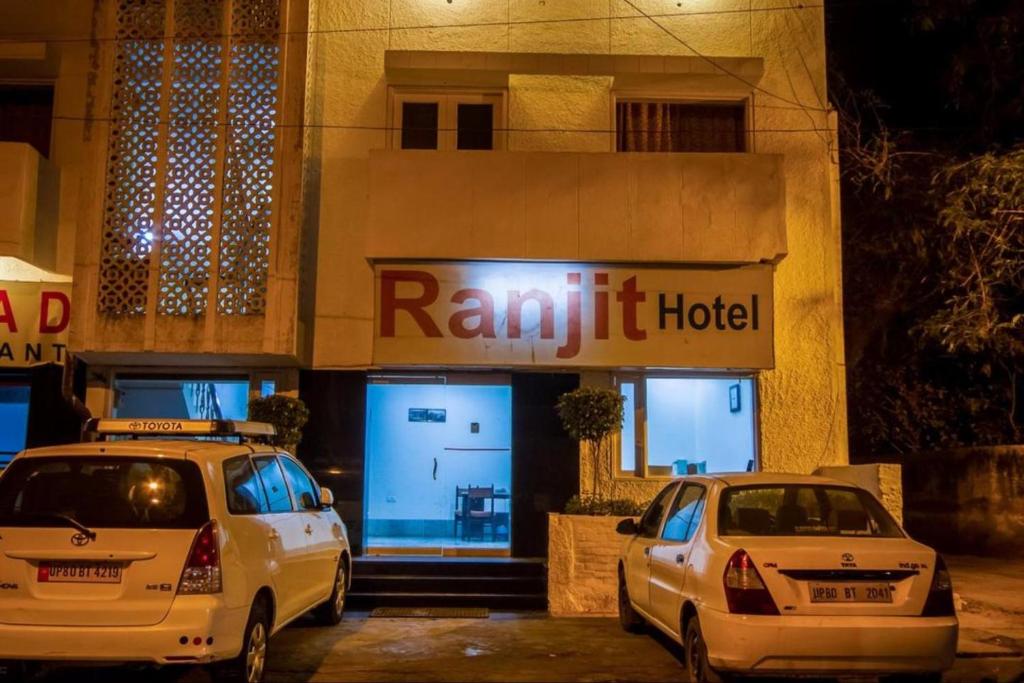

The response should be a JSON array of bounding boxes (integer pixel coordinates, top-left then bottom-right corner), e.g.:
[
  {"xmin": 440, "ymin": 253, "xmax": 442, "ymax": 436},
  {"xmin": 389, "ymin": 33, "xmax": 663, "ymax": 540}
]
[{"xmin": 349, "ymin": 557, "xmax": 548, "ymax": 611}]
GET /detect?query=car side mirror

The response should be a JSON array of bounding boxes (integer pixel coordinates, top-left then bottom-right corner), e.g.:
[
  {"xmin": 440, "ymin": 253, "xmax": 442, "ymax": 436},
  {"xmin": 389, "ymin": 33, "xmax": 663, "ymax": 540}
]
[
  {"xmin": 616, "ymin": 518, "xmax": 639, "ymax": 535},
  {"xmin": 319, "ymin": 486, "xmax": 335, "ymax": 509}
]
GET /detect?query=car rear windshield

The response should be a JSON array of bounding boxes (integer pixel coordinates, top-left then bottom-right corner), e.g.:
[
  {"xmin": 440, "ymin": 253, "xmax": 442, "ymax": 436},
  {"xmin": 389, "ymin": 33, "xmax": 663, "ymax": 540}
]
[
  {"xmin": 718, "ymin": 485, "xmax": 903, "ymax": 538},
  {"xmin": 0, "ymin": 456, "xmax": 209, "ymax": 529}
]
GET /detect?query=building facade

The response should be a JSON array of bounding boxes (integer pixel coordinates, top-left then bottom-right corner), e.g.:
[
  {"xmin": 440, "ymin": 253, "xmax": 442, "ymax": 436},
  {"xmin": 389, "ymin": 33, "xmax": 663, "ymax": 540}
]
[{"xmin": 0, "ymin": 0, "xmax": 846, "ymax": 557}]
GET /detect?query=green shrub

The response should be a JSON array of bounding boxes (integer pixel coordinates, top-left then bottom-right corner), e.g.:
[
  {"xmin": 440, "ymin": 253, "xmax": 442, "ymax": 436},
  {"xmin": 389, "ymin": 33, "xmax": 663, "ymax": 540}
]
[
  {"xmin": 248, "ymin": 394, "xmax": 310, "ymax": 452},
  {"xmin": 563, "ymin": 494, "xmax": 648, "ymax": 517}
]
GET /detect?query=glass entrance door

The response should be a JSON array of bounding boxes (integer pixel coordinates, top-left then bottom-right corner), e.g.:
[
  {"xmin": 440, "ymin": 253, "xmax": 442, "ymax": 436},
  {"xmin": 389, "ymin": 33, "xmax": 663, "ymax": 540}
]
[{"xmin": 364, "ymin": 376, "xmax": 512, "ymax": 555}]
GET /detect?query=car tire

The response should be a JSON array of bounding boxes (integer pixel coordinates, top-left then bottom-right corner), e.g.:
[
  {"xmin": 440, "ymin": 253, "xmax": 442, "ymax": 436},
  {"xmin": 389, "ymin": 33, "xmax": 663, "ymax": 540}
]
[
  {"xmin": 314, "ymin": 557, "xmax": 347, "ymax": 626},
  {"xmin": 618, "ymin": 570, "xmax": 645, "ymax": 633},
  {"xmin": 215, "ymin": 599, "xmax": 271, "ymax": 683},
  {"xmin": 684, "ymin": 616, "xmax": 727, "ymax": 683}
]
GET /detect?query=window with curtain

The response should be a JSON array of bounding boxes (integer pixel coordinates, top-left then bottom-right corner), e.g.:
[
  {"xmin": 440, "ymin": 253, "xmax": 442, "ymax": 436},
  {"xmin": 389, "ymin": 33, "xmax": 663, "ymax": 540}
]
[{"xmin": 616, "ymin": 101, "xmax": 747, "ymax": 153}]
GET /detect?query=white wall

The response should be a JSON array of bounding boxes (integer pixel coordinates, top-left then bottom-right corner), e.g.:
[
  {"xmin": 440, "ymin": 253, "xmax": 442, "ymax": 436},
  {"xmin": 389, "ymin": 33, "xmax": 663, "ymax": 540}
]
[{"xmin": 365, "ymin": 383, "xmax": 511, "ymax": 523}]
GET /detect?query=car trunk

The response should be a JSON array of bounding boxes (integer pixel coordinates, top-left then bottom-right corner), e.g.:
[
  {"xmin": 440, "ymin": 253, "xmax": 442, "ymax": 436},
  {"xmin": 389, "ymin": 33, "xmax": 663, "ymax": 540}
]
[
  {"xmin": 0, "ymin": 527, "xmax": 199, "ymax": 626},
  {"xmin": 0, "ymin": 453, "xmax": 210, "ymax": 627},
  {"xmin": 730, "ymin": 536, "xmax": 936, "ymax": 616}
]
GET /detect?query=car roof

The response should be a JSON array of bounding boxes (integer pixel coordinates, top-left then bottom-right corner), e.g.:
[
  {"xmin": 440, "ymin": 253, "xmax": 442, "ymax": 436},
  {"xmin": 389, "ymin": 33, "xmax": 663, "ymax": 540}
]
[
  {"xmin": 16, "ymin": 440, "xmax": 282, "ymax": 463},
  {"xmin": 708, "ymin": 471, "xmax": 857, "ymax": 488}
]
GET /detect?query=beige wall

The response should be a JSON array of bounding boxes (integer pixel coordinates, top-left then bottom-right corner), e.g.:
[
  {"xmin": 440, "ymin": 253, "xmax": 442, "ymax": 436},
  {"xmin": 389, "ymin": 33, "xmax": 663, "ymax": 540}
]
[{"xmin": 308, "ymin": 0, "xmax": 848, "ymax": 481}]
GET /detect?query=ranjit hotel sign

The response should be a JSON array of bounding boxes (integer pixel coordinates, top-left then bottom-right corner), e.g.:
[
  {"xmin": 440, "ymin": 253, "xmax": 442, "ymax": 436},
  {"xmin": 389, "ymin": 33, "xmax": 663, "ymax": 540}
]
[{"xmin": 373, "ymin": 262, "xmax": 774, "ymax": 369}]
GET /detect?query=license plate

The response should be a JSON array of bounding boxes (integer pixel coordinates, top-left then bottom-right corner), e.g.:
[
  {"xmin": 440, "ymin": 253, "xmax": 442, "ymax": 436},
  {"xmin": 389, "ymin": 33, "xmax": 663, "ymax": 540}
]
[
  {"xmin": 809, "ymin": 582, "xmax": 892, "ymax": 603},
  {"xmin": 38, "ymin": 562, "xmax": 123, "ymax": 584}
]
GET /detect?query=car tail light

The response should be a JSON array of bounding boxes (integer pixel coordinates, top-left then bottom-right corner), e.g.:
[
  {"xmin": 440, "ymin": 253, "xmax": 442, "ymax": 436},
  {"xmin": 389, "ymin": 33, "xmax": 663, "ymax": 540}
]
[
  {"xmin": 921, "ymin": 554, "xmax": 955, "ymax": 617},
  {"xmin": 178, "ymin": 521, "xmax": 222, "ymax": 594},
  {"xmin": 723, "ymin": 549, "xmax": 779, "ymax": 615}
]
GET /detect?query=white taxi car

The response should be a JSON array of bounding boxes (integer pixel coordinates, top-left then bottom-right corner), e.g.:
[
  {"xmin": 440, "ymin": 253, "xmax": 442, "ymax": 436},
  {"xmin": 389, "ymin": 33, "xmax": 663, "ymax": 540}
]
[
  {"xmin": 0, "ymin": 419, "xmax": 351, "ymax": 683},
  {"xmin": 617, "ymin": 473, "xmax": 957, "ymax": 682}
]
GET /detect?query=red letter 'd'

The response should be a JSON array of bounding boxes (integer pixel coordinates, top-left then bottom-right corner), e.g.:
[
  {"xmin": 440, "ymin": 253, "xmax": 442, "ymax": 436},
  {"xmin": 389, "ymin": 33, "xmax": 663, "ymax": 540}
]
[
  {"xmin": 379, "ymin": 270, "xmax": 442, "ymax": 338},
  {"xmin": 40, "ymin": 291, "xmax": 71, "ymax": 334},
  {"xmin": 0, "ymin": 290, "xmax": 17, "ymax": 333}
]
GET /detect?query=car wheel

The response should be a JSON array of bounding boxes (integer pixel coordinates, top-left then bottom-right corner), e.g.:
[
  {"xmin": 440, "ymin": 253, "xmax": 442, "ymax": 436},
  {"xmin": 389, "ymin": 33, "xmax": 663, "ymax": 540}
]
[
  {"xmin": 684, "ymin": 617, "xmax": 727, "ymax": 683},
  {"xmin": 618, "ymin": 570, "xmax": 645, "ymax": 633},
  {"xmin": 215, "ymin": 599, "xmax": 271, "ymax": 683},
  {"xmin": 314, "ymin": 557, "xmax": 347, "ymax": 626}
]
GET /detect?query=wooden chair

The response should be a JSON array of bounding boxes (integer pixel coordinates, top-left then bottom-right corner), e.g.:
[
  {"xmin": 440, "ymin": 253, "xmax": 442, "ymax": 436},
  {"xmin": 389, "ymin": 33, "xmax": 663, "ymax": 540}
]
[
  {"xmin": 453, "ymin": 485, "xmax": 470, "ymax": 539},
  {"xmin": 466, "ymin": 485, "xmax": 496, "ymax": 541}
]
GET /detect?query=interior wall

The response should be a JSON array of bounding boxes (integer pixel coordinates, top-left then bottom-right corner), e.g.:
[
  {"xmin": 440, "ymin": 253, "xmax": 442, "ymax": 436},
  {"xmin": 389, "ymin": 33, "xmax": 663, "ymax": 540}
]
[{"xmin": 364, "ymin": 383, "xmax": 512, "ymax": 527}]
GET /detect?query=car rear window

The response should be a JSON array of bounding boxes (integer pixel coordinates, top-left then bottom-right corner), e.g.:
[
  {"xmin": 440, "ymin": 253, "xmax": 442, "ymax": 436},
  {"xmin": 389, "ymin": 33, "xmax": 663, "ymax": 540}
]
[
  {"xmin": 718, "ymin": 485, "xmax": 903, "ymax": 538},
  {"xmin": 0, "ymin": 456, "xmax": 209, "ymax": 529}
]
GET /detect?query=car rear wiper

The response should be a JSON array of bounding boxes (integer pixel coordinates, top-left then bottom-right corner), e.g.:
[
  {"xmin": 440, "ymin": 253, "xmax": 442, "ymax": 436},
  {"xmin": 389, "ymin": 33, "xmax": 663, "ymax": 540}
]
[{"xmin": 0, "ymin": 512, "xmax": 97, "ymax": 540}]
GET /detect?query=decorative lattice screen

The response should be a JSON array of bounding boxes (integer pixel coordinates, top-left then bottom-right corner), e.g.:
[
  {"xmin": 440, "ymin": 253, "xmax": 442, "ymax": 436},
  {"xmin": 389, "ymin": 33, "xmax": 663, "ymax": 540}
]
[
  {"xmin": 218, "ymin": 0, "xmax": 280, "ymax": 316},
  {"xmin": 98, "ymin": 0, "xmax": 282, "ymax": 318},
  {"xmin": 98, "ymin": 0, "xmax": 166, "ymax": 316},
  {"xmin": 158, "ymin": 0, "xmax": 223, "ymax": 316}
]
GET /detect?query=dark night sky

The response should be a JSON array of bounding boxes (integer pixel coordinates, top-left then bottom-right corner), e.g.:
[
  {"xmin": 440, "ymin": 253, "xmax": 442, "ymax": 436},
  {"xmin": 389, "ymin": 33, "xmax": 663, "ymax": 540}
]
[{"xmin": 825, "ymin": 0, "xmax": 1023, "ymax": 147}]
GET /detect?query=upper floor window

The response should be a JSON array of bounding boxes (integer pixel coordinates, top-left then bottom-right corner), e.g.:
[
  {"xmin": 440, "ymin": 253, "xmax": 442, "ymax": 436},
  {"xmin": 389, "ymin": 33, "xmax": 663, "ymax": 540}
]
[
  {"xmin": 391, "ymin": 90, "xmax": 505, "ymax": 151},
  {"xmin": 615, "ymin": 100, "xmax": 747, "ymax": 153},
  {"xmin": 0, "ymin": 85, "xmax": 54, "ymax": 158},
  {"xmin": 99, "ymin": 0, "xmax": 285, "ymax": 317}
]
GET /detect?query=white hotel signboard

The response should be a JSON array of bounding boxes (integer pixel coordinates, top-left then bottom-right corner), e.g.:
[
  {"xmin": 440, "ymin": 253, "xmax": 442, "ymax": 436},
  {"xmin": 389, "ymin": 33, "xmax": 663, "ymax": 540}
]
[{"xmin": 373, "ymin": 262, "xmax": 774, "ymax": 369}]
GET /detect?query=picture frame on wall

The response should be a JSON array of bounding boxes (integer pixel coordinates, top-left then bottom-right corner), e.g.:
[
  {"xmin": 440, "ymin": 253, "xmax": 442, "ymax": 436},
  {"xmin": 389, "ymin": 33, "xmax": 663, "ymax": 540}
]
[{"xmin": 729, "ymin": 384, "xmax": 741, "ymax": 413}]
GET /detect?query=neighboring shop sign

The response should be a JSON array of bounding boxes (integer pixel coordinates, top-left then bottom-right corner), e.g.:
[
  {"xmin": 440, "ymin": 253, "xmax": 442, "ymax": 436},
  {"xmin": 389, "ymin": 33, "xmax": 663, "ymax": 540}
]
[
  {"xmin": 373, "ymin": 262, "xmax": 773, "ymax": 369},
  {"xmin": 0, "ymin": 281, "xmax": 71, "ymax": 366}
]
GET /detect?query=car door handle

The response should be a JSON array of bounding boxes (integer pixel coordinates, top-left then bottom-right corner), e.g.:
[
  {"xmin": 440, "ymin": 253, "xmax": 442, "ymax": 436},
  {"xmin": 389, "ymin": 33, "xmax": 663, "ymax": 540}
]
[
  {"xmin": 675, "ymin": 553, "xmax": 686, "ymax": 565},
  {"xmin": 304, "ymin": 524, "xmax": 314, "ymax": 535},
  {"xmin": 643, "ymin": 546, "xmax": 651, "ymax": 557}
]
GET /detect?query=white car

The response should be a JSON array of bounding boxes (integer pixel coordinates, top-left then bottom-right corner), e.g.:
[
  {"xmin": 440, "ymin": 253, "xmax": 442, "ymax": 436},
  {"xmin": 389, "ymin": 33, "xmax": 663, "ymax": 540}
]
[
  {"xmin": 617, "ymin": 473, "xmax": 957, "ymax": 682},
  {"xmin": 0, "ymin": 419, "xmax": 351, "ymax": 683}
]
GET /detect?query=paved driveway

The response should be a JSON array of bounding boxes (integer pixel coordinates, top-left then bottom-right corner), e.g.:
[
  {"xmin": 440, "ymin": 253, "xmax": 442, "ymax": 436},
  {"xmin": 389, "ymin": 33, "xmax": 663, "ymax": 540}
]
[{"xmin": 29, "ymin": 610, "xmax": 1024, "ymax": 683}]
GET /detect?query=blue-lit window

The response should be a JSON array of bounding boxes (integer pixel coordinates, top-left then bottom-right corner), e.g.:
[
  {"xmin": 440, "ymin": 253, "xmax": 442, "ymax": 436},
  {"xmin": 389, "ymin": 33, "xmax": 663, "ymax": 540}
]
[
  {"xmin": 113, "ymin": 377, "xmax": 249, "ymax": 421},
  {"xmin": 0, "ymin": 383, "xmax": 30, "ymax": 464},
  {"xmin": 617, "ymin": 376, "xmax": 757, "ymax": 477}
]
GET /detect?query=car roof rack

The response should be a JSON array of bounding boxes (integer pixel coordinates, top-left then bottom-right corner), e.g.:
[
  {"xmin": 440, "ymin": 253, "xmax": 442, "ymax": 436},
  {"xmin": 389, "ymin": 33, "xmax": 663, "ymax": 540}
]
[{"xmin": 83, "ymin": 418, "xmax": 276, "ymax": 442}]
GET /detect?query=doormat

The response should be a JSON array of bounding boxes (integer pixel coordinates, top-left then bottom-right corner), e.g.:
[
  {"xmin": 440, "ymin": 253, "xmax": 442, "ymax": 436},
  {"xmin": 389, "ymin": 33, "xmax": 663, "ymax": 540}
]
[{"xmin": 369, "ymin": 607, "xmax": 489, "ymax": 619}]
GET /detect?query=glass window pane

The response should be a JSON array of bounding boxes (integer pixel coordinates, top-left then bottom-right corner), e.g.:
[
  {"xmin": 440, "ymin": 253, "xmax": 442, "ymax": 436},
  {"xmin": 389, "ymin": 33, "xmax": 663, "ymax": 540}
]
[
  {"xmin": 0, "ymin": 456, "xmax": 208, "ymax": 529},
  {"xmin": 280, "ymin": 456, "xmax": 319, "ymax": 510},
  {"xmin": 639, "ymin": 483, "xmax": 677, "ymax": 538},
  {"xmin": 253, "ymin": 456, "xmax": 292, "ymax": 512},
  {"xmin": 457, "ymin": 103, "xmax": 493, "ymax": 150},
  {"xmin": 718, "ymin": 485, "xmax": 903, "ymax": 538},
  {"xmin": 616, "ymin": 101, "xmax": 745, "ymax": 152},
  {"xmin": 619, "ymin": 382, "xmax": 636, "ymax": 473},
  {"xmin": 401, "ymin": 101, "xmax": 439, "ymax": 150},
  {"xmin": 645, "ymin": 377, "xmax": 755, "ymax": 475},
  {"xmin": 113, "ymin": 377, "xmax": 249, "ymax": 421},
  {"xmin": 662, "ymin": 484, "xmax": 706, "ymax": 542},
  {"xmin": 0, "ymin": 384, "xmax": 30, "ymax": 462},
  {"xmin": 224, "ymin": 456, "xmax": 267, "ymax": 514}
]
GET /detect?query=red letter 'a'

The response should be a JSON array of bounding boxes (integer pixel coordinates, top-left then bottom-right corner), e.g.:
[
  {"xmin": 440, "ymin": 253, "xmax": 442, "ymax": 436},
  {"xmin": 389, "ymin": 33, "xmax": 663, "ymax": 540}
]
[
  {"xmin": 379, "ymin": 270, "xmax": 442, "ymax": 338},
  {"xmin": 0, "ymin": 290, "xmax": 17, "ymax": 333}
]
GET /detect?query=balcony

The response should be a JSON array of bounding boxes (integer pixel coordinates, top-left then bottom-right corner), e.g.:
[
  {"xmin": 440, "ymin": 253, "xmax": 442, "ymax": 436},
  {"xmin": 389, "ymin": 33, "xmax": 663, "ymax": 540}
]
[
  {"xmin": 0, "ymin": 142, "xmax": 60, "ymax": 270},
  {"xmin": 367, "ymin": 150, "xmax": 786, "ymax": 265}
]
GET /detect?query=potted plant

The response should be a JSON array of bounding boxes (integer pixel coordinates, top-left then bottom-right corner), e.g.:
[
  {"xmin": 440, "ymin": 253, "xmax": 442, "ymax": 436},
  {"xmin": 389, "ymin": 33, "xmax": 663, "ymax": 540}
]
[
  {"xmin": 248, "ymin": 394, "xmax": 310, "ymax": 454},
  {"xmin": 556, "ymin": 386, "xmax": 625, "ymax": 498}
]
